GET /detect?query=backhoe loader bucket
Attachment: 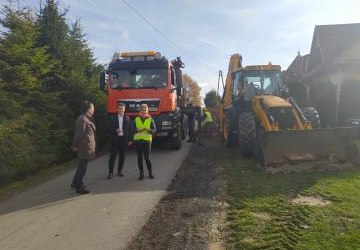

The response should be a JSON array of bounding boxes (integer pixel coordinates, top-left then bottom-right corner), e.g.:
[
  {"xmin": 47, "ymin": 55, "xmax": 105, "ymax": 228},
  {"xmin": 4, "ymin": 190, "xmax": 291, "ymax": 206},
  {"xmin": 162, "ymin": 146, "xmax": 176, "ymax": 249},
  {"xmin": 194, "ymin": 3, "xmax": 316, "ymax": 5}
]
[{"xmin": 261, "ymin": 127, "xmax": 358, "ymax": 168}]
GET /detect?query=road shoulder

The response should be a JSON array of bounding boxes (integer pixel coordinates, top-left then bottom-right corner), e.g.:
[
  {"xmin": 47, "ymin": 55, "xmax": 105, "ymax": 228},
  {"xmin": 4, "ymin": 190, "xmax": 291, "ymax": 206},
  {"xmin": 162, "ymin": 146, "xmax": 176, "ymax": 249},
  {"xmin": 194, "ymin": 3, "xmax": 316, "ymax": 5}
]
[{"xmin": 128, "ymin": 138, "xmax": 228, "ymax": 249}]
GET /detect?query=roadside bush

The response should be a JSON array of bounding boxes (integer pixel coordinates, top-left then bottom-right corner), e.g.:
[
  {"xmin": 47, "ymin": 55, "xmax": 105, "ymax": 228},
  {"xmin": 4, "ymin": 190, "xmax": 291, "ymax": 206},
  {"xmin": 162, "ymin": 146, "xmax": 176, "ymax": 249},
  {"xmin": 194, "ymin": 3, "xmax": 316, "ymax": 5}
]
[
  {"xmin": 0, "ymin": 2, "xmax": 107, "ymax": 185},
  {"xmin": 0, "ymin": 114, "xmax": 52, "ymax": 185}
]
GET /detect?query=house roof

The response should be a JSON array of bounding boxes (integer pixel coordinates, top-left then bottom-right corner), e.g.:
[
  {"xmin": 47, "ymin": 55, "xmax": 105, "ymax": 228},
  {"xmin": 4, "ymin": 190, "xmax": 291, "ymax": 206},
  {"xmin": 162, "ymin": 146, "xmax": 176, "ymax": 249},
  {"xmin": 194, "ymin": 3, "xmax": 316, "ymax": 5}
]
[
  {"xmin": 317, "ymin": 23, "xmax": 360, "ymax": 60},
  {"xmin": 286, "ymin": 52, "xmax": 302, "ymax": 71},
  {"xmin": 306, "ymin": 23, "xmax": 360, "ymax": 77}
]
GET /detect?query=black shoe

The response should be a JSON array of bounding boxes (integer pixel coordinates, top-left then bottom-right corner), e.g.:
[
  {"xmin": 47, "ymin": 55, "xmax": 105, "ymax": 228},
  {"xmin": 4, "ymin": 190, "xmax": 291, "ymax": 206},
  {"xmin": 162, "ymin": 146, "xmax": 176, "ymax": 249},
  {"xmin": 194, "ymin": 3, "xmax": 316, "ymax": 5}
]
[
  {"xmin": 117, "ymin": 172, "xmax": 124, "ymax": 177},
  {"xmin": 76, "ymin": 187, "xmax": 90, "ymax": 194},
  {"xmin": 107, "ymin": 173, "xmax": 113, "ymax": 180},
  {"xmin": 149, "ymin": 173, "xmax": 154, "ymax": 179},
  {"xmin": 71, "ymin": 184, "xmax": 86, "ymax": 189},
  {"xmin": 139, "ymin": 173, "xmax": 144, "ymax": 180}
]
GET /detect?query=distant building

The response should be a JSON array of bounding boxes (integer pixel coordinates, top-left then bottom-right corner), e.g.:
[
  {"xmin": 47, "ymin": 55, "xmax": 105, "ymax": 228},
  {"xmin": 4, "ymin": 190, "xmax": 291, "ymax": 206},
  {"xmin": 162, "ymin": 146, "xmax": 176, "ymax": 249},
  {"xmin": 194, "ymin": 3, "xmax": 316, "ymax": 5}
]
[
  {"xmin": 285, "ymin": 23, "xmax": 360, "ymax": 84},
  {"xmin": 283, "ymin": 52, "xmax": 309, "ymax": 83},
  {"xmin": 285, "ymin": 23, "xmax": 360, "ymax": 126}
]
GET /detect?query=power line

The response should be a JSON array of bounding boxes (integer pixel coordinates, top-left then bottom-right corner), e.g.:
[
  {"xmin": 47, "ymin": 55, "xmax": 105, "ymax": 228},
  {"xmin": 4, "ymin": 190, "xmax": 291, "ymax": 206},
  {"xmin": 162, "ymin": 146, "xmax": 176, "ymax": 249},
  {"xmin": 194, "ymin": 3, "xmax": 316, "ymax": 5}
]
[
  {"xmin": 121, "ymin": 0, "xmax": 182, "ymax": 51},
  {"xmin": 121, "ymin": 0, "xmax": 220, "ymax": 90}
]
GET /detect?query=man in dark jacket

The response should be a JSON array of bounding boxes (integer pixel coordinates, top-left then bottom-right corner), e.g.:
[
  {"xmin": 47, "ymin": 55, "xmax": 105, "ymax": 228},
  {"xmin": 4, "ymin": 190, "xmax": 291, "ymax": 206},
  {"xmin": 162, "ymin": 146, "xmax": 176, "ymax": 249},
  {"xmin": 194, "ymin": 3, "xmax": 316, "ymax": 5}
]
[{"xmin": 107, "ymin": 102, "xmax": 131, "ymax": 179}]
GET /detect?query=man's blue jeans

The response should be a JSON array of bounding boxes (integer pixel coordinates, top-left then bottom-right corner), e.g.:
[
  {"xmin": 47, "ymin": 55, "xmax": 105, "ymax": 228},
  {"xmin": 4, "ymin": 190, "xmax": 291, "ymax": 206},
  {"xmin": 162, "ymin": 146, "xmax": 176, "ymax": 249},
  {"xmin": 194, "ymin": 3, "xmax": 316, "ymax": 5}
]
[{"xmin": 71, "ymin": 159, "xmax": 88, "ymax": 189}]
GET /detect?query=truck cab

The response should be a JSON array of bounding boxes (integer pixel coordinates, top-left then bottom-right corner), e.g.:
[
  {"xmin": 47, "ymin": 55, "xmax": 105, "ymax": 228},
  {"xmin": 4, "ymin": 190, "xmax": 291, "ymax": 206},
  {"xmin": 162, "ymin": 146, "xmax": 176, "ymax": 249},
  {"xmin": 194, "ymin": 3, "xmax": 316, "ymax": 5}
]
[{"xmin": 99, "ymin": 51, "xmax": 186, "ymax": 149}]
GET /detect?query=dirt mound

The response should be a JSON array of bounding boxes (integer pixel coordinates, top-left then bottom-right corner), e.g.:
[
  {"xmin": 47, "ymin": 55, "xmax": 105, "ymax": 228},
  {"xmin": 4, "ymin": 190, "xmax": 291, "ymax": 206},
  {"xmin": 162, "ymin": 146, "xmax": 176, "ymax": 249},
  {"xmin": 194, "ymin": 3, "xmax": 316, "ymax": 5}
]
[{"xmin": 291, "ymin": 195, "xmax": 331, "ymax": 206}]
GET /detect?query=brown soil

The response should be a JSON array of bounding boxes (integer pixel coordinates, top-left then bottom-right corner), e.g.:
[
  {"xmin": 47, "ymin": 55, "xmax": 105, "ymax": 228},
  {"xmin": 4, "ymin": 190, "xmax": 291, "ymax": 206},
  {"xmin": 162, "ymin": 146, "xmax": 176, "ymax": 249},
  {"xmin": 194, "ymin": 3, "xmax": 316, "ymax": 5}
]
[{"xmin": 127, "ymin": 138, "xmax": 228, "ymax": 250}]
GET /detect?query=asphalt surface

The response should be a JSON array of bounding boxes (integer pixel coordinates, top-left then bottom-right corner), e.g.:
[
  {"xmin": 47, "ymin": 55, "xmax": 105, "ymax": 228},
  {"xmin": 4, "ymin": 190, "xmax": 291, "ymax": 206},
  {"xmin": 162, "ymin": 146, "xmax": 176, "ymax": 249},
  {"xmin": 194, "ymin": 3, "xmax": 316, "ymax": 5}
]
[{"xmin": 0, "ymin": 143, "xmax": 191, "ymax": 250}]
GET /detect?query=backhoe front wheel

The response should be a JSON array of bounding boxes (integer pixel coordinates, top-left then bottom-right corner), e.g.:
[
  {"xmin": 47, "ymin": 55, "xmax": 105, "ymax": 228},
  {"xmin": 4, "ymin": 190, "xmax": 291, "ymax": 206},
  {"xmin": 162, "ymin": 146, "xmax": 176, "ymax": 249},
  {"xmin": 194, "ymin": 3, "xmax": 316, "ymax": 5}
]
[
  {"xmin": 238, "ymin": 112, "xmax": 256, "ymax": 157},
  {"xmin": 254, "ymin": 126, "xmax": 265, "ymax": 168}
]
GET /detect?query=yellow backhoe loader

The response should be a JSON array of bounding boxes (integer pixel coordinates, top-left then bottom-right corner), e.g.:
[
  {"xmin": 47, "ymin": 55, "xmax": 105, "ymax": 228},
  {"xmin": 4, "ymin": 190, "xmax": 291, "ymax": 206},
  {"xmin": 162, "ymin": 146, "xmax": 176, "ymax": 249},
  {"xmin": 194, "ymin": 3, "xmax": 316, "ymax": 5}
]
[{"xmin": 219, "ymin": 54, "xmax": 358, "ymax": 169}]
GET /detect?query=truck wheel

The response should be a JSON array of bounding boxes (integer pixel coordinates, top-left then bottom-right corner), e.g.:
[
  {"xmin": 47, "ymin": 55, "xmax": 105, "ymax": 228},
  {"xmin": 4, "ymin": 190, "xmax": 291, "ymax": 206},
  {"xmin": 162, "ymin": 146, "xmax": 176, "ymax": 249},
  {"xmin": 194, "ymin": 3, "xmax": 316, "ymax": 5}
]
[
  {"xmin": 181, "ymin": 119, "xmax": 187, "ymax": 140},
  {"xmin": 171, "ymin": 129, "xmax": 182, "ymax": 150},
  {"xmin": 238, "ymin": 112, "xmax": 256, "ymax": 157}
]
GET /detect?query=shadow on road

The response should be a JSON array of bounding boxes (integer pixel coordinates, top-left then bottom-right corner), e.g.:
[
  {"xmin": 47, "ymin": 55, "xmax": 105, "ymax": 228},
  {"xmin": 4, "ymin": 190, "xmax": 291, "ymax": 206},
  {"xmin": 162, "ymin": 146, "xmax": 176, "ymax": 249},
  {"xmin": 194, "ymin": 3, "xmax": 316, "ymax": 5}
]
[{"xmin": 0, "ymin": 143, "xmax": 191, "ymax": 215}]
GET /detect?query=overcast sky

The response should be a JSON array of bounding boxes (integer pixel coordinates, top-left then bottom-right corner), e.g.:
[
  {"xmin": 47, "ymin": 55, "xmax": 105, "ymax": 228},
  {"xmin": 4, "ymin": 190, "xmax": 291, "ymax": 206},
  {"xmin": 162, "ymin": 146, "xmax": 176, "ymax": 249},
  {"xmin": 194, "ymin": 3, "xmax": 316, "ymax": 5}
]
[{"xmin": 1, "ymin": 0, "xmax": 360, "ymax": 97}]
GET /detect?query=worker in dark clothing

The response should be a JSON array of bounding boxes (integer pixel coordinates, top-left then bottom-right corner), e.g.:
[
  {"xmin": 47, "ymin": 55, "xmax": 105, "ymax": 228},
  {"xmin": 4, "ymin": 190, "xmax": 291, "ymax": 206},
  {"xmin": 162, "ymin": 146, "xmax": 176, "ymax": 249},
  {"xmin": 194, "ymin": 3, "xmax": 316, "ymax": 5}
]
[
  {"xmin": 186, "ymin": 103, "xmax": 196, "ymax": 142},
  {"xmin": 107, "ymin": 102, "xmax": 131, "ymax": 180},
  {"xmin": 195, "ymin": 106, "xmax": 205, "ymax": 145},
  {"xmin": 130, "ymin": 103, "xmax": 156, "ymax": 180}
]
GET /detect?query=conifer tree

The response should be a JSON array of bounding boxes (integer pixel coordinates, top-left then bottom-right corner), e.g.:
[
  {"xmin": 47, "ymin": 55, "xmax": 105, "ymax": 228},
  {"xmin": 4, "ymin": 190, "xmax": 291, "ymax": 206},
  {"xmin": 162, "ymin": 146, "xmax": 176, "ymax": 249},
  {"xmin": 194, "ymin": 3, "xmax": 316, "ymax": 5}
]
[
  {"xmin": 36, "ymin": 0, "xmax": 69, "ymax": 90},
  {"xmin": 203, "ymin": 89, "xmax": 219, "ymax": 107},
  {"xmin": 0, "ymin": 6, "xmax": 53, "ymax": 92},
  {"xmin": 37, "ymin": 0, "xmax": 68, "ymax": 59}
]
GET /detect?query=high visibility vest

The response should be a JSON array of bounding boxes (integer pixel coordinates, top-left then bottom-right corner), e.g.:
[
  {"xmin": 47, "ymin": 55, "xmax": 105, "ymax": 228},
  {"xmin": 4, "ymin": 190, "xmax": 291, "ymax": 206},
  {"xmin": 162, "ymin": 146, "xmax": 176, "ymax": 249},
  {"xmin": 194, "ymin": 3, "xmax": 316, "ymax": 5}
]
[
  {"xmin": 202, "ymin": 111, "xmax": 213, "ymax": 126},
  {"xmin": 134, "ymin": 117, "xmax": 152, "ymax": 142}
]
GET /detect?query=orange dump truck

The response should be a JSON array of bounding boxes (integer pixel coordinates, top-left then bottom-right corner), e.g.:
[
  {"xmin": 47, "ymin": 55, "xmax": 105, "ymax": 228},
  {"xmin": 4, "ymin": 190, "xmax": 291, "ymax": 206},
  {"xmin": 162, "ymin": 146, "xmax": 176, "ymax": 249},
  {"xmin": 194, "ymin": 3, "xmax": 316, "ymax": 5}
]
[{"xmin": 100, "ymin": 51, "xmax": 187, "ymax": 149}]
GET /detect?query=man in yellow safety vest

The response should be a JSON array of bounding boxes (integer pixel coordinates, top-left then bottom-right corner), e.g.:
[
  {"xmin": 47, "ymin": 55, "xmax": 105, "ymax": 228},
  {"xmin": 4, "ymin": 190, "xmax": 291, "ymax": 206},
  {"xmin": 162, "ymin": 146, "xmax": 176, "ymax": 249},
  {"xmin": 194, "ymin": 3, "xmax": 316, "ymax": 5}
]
[{"xmin": 201, "ymin": 107, "xmax": 213, "ymax": 135}]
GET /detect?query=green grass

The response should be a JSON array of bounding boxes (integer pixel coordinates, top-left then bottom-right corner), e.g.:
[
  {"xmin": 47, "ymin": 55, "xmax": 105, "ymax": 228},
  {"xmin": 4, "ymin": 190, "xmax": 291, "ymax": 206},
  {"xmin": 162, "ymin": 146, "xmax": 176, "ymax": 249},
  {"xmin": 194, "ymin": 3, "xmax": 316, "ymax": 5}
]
[{"xmin": 218, "ymin": 145, "xmax": 360, "ymax": 250}]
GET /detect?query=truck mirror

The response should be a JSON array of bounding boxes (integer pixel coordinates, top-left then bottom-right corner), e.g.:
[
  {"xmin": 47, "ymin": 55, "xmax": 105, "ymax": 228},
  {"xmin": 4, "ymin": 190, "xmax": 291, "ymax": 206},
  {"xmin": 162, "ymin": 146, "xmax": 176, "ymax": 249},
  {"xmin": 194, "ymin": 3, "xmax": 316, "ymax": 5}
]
[{"xmin": 99, "ymin": 71, "xmax": 106, "ymax": 91}]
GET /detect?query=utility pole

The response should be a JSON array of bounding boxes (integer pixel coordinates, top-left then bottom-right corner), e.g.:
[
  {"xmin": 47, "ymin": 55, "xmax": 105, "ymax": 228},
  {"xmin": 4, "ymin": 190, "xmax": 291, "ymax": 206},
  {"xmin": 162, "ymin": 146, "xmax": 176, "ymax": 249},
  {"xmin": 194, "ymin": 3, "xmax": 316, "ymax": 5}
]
[
  {"xmin": 335, "ymin": 62, "xmax": 344, "ymax": 126},
  {"xmin": 217, "ymin": 70, "xmax": 224, "ymax": 105}
]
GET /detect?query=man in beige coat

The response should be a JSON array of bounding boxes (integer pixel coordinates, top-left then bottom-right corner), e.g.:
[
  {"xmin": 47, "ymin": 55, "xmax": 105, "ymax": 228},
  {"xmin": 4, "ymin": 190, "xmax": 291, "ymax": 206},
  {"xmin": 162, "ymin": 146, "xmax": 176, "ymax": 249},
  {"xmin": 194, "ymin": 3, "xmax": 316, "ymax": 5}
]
[{"xmin": 71, "ymin": 101, "xmax": 96, "ymax": 194}]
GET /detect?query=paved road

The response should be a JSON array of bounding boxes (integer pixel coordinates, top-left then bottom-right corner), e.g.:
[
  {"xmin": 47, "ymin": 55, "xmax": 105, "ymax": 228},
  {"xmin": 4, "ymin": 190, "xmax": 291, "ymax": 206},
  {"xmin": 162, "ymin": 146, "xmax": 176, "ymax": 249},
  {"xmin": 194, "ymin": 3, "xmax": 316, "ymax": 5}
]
[{"xmin": 0, "ymin": 143, "xmax": 191, "ymax": 250}]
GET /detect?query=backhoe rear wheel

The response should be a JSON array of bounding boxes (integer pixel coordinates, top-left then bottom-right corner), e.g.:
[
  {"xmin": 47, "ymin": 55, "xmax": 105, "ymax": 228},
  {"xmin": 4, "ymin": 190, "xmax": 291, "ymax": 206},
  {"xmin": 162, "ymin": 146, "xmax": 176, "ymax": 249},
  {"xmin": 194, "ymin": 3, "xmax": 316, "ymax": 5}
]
[{"xmin": 238, "ymin": 112, "xmax": 256, "ymax": 157}]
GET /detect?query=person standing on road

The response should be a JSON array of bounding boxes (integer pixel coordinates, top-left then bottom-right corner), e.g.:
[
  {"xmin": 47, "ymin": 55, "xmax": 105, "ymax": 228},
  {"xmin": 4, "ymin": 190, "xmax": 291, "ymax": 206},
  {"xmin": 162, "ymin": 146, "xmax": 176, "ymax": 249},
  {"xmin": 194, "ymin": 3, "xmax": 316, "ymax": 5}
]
[
  {"xmin": 131, "ymin": 104, "xmax": 156, "ymax": 180},
  {"xmin": 71, "ymin": 101, "xmax": 96, "ymax": 194},
  {"xmin": 107, "ymin": 102, "xmax": 131, "ymax": 179},
  {"xmin": 185, "ymin": 103, "xmax": 196, "ymax": 142}
]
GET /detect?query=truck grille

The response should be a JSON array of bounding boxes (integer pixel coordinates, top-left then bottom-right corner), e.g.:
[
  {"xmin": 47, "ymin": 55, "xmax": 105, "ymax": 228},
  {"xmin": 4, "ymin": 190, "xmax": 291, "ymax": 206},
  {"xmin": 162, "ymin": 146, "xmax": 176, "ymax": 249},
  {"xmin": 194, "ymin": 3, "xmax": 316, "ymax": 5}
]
[{"xmin": 118, "ymin": 99, "xmax": 160, "ymax": 113}]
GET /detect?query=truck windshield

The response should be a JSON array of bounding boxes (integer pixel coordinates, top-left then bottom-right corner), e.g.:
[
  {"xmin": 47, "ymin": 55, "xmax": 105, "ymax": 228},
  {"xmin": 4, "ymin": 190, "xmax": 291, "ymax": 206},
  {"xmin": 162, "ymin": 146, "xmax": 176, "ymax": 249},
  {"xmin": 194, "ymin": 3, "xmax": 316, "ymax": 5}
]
[
  {"xmin": 109, "ymin": 68, "xmax": 168, "ymax": 89},
  {"xmin": 238, "ymin": 70, "xmax": 282, "ymax": 95}
]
